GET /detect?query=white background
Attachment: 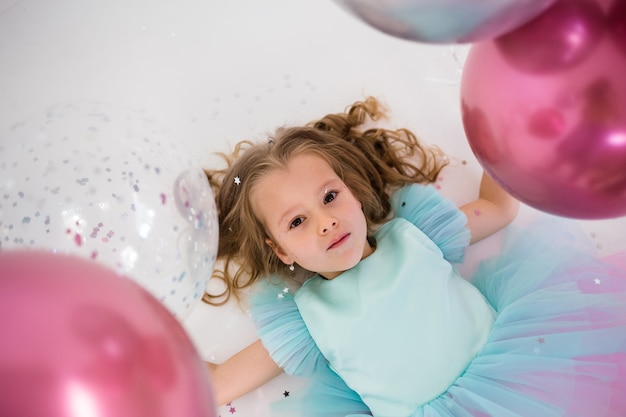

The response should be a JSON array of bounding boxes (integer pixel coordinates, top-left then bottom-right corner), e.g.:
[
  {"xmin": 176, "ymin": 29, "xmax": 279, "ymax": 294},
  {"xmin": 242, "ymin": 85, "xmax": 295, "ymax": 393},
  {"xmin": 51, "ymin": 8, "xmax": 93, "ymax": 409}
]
[{"xmin": 1, "ymin": 1, "xmax": 625, "ymax": 416}]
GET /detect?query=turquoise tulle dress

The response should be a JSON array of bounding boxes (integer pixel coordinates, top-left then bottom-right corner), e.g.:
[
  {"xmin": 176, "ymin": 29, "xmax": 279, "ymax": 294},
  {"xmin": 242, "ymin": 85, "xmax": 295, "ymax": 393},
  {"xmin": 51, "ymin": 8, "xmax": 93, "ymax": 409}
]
[{"xmin": 250, "ymin": 184, "xmax": 626, "ymax": 417}]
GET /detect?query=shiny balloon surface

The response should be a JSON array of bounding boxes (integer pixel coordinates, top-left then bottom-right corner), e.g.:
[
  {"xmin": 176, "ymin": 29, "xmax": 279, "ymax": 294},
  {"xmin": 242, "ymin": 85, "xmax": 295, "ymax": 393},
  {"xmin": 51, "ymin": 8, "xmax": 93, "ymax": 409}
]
[
  {"xmin": 334, "ymin": 0, "xmax": 557, "ymax": 43},
  {"xmin": 0, "ymin": 250, "xmax": 217, "ymax": 417},
  {"xmin": 462, "ymin": 0, "xmax": 626, "ymax": 218}
]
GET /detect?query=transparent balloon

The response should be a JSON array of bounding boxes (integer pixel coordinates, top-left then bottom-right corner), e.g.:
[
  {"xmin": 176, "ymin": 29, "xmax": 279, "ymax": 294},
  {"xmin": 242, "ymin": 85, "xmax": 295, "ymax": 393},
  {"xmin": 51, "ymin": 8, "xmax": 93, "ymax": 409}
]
[
  {"xmin": 0, "ymin": 250, "xmax": 217, "ymax": 417},
  {"xmin": 0, "ymin": 102, "xmax": 219, "ymax": 318},
  {"xmin": 334, "ymin": 0, "xmax": 557, "ymax": 43},
  {"xmin": 461, "ymin": 0, "xmax": 626, "ymax": 219}
]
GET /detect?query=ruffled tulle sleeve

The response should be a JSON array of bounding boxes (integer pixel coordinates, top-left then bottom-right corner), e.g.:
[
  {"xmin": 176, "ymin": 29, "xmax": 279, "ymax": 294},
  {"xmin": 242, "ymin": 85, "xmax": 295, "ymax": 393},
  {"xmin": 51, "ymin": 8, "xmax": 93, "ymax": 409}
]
[
  {"xmin": 248, "ymin": 277, "xmax": 327, "ymax": 376},
  {"xmin": 390, "ymin": 184, "xmax": 470, "ymax": 263},
  {"xmin": 249, "ymin": 278, "xmax": 372, "ymax": 416}
]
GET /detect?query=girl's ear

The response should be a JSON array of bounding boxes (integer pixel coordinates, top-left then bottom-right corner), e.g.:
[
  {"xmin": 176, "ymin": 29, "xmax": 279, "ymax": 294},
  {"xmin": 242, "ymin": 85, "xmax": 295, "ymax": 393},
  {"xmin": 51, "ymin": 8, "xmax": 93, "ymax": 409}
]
[{"xmin": 264, "ymin": 238, "xmax": 292, "ymax": 265}]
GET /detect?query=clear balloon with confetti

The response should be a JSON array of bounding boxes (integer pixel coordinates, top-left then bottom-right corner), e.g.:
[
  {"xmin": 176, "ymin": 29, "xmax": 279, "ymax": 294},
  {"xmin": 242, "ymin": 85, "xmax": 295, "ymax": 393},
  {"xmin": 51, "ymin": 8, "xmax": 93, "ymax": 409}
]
[{"xmin": 0, "ymin": 102, "xmax": 218, "ymax": 319}]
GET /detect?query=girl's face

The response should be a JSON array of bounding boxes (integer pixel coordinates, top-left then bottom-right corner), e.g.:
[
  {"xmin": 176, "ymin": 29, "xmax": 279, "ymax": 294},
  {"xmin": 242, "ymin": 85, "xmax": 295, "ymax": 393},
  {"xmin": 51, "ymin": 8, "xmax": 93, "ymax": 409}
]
[{"xmin": 251, "ymin": 152, "xmax": 374, "ymax": 280}]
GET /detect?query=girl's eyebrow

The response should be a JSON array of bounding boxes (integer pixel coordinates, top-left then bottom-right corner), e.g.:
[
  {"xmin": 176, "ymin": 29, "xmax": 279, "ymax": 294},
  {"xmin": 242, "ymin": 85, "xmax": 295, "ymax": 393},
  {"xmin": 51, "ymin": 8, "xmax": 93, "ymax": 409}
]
[
  {"xmin": 277, "ymin": 206, "xmax": 298, "ymax": 229},
  {"xmin": 321, "ymin": 179, "xmax": 340, "ymax": 191},
  {"xmin": 319, "ymin": 179, "xmax": 341, "ymax": 197}
]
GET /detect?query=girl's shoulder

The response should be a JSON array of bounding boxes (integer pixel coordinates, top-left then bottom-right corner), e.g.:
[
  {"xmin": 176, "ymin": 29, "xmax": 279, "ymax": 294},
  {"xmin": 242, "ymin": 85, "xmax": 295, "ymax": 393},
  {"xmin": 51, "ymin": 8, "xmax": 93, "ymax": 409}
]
[
  {"xmin": 390, "ymin": 183, "xmax": 444, "ymax": 211},
  {"xmin": 247, "ymin": 276, "xmax": 328, "ymax": 376},
  {"xmin": 390, "ymin": 184, "xmax": 470, "ymax": 264}
]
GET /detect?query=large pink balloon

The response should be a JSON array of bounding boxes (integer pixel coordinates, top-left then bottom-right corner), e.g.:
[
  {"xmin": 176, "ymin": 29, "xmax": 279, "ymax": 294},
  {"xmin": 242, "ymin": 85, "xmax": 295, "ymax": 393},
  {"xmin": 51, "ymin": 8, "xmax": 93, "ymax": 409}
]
[
  {"xmin": 334, "ymin": 0, "xmax": 557, "ymax": 44},
  {"xmin": 461, "ymin": 0, "xmax": 626, "ymax": 219},
  {"xmin": 495, "ymin": 0, "xmax": 605, "ymax": 73},
  {"xmin": 608, "ymin": 0, "xmax": 626, "ymax": 57},
  {"xmin": 0, "ymin": 250, "xmax": 216, "ymax": 417}
]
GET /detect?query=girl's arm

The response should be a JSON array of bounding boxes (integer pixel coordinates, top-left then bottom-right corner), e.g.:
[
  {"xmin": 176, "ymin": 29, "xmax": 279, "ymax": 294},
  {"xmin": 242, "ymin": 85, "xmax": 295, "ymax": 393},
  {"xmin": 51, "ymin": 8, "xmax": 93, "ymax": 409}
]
[
  {"xmin": 206, "ymin": 339, "xmax": 284, "ymax": 406},
  {"xmin": 460, "ymin": 172, "xmax": 520, "ymax": 244}
]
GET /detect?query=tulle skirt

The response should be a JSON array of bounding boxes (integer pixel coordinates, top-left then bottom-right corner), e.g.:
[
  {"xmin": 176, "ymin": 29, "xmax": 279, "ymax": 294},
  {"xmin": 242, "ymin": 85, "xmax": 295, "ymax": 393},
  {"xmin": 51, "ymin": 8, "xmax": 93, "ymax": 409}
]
[{"xmin": 271, "ymin": 218, "xmax": 626, "ymax": 417}]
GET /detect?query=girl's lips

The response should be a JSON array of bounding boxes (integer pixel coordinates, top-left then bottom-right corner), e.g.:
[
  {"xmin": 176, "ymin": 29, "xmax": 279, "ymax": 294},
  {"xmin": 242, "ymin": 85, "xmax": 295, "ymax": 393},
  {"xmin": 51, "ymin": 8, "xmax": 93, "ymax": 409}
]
[{"xmin": 328, "ymin": 233, "xmax": 349, "ymax": 250}]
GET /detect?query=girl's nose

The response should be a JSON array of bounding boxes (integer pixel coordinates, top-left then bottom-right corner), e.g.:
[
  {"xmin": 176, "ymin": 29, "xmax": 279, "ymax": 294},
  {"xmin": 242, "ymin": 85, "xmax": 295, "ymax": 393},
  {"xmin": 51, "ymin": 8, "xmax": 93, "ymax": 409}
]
[{"xmin": 320, "ymin": 218, "xmax": 338, "ymax": 234}]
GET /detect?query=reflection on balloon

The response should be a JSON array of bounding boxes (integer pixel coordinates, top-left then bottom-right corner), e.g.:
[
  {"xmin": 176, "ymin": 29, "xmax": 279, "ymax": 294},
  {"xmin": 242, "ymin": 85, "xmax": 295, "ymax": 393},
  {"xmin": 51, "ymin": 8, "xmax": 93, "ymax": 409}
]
[
  {"xmin": 0, "ymin": 250, "xmax": 217, "ymax": 417},
  {"xmin": 527, "ymin": 107, "xmax": 567, "ymax": 139},
  {"xmin": 334, "ymin": 0, "xmax": 557, "ymax": 43},
  {"xmin": 460, "ymin": 102, "xmax": 502, "ymax": 165},
  {"xmin": 496, "ymin": 0, "xmax": 605, "ymax": 73},
  {"xmin": 0, "ymin": 103, "xmax": 219, "ymax": 318},
  {"xmin": 461, "ymin": 0, "xmax": 626, "ymax": 219},
  {"xmin": 608, "ymin": 0, "xmax": 626, "ymax": 57}
]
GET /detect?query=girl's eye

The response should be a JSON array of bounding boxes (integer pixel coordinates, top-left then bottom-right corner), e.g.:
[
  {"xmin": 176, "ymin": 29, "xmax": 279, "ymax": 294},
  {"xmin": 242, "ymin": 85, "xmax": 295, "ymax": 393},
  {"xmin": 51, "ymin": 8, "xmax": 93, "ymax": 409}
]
[
  {"xmin": 324, "ymin": 191, "xmax": 337, "ymax": 204},
  {"xmin": 290, "ymin": 217, "xmax": 303, "ymax": 229}
]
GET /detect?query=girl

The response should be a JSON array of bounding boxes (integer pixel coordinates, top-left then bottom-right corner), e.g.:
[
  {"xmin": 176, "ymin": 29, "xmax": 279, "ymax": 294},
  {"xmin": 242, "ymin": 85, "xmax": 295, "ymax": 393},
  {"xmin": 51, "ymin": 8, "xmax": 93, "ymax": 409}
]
[{"xmin": 204, "ymin": 97, "xmax": 626, "ymax": 416}]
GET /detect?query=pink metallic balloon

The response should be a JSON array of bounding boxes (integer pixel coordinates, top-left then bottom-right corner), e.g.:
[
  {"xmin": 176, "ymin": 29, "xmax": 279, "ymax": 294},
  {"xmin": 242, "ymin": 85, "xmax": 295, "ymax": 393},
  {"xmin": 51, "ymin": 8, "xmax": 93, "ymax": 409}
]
[
  {"xmin": 0, "ymin": 251, "xmax": 217, "ymax": 417},
  {"xmin": 461, "ymin": 0, "xmax": 626, "ymax": 219},
  {"xmin": 334, "ymin": 0, "xmax": 558, "ymax": 44},
  {"xmin": 608, "ymin": 0, "xmax": 626, "ymax": 57},
  {"xmin": 496, "ymin": 0, "xmax": 605, "ymax": 73}
]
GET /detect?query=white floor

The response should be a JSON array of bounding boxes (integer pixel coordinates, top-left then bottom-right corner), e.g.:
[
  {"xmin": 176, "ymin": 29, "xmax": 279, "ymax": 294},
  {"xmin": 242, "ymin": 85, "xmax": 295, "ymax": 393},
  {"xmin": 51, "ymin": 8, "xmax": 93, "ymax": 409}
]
[{"xmin": 1, "ymin": 1, "xmax": 625, "ymax": 416}]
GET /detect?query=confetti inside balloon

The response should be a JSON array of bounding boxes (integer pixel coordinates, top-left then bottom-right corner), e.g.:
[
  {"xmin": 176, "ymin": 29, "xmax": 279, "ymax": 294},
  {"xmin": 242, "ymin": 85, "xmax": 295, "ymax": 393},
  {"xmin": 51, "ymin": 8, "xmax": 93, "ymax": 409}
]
[
  {"xmin": 0, "ymin": 102, "xmax": 218, "ymax": 318},
  {"xmin": 0, "ymin": 250, "xmax": 217, "ymax": 417},
  {"xmin": 461, "ymin": 0, "xmax": 626, "ymax": 219}
]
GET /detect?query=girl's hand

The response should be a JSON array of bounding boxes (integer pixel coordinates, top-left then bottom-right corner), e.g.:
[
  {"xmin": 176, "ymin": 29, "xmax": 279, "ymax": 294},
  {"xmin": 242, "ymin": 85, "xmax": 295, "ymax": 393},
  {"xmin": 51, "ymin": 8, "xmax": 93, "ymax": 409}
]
[{"xmin": 460, "ymin": 172, "xmax": 520, "ymax": 244}]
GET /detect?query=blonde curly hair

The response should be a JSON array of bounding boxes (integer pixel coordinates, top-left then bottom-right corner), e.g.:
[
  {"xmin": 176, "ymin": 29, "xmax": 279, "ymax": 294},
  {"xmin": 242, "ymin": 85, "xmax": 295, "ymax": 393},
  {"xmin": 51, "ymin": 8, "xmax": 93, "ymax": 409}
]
[{"xmin": 203, "ymin": 97, "xmax": 447, "ymax": 305}]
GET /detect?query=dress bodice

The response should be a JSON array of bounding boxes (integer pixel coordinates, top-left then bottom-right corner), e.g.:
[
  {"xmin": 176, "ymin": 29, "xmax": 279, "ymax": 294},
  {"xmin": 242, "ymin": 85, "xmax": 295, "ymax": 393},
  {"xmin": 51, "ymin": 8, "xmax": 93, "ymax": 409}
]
[{"xmin": 294, "ymin": 218, "xmax": 495, "ymax": 416}]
